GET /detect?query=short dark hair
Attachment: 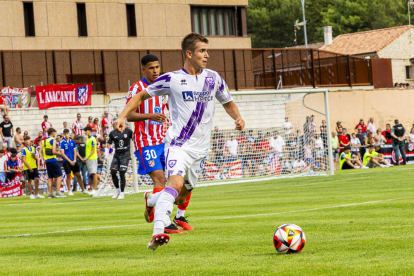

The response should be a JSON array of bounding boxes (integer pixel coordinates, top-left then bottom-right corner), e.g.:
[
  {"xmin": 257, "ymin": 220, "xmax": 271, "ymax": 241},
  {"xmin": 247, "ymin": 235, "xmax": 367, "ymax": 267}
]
[
  {"xmin": 63, "ymin": 129, "xmax": 70, "ymax": 134},
  {"xmin": 181, "ymin": 33, "xmax": 209, "ymax": 55},
  {"xmin": 47, "ymin": 128, "xmax": 56, "ymax": 135},
  {"xmin": 24, "ymin": 136, "xmax": 31, "ymax": 141},
  {"xmin": 16, "ymin": 127, "xmax": 21, "ymax": 132},
  {"xmin": 141, "ymin": 54, "xmax": 159, "ymax": 66},
  {"xmin": 344, "ymin": 145, "xmax": 351, "ymax": 151},
  {"xmin": 84, "ymin": 126, "xmax": 92, "ymax": 131}
]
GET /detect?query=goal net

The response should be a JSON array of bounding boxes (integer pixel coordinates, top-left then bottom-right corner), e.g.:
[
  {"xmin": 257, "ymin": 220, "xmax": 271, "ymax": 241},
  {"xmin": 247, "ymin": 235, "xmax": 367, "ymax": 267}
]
[{"xmin": 101, "ymin": 89, "xmax": 333, "ymax": 194}]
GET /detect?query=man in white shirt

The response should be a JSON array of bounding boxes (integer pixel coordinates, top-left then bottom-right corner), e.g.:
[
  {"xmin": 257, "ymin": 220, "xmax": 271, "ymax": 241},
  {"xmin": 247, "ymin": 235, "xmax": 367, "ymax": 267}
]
[
  {"xmin": 283, "ymin": 117, "xmax": 292, "ymax": 136},
  {"xmin": 225, "ymin": 133, "xmax": 238, "ymax": 158},
  {"xmin": 270, "ymin": 130, "xmax": 285, "ymax": 157},
  {"xmin": 293, "ymin": 158, "xmax": 307, "ymax": 173},
  {"xmin": 367, "ymin": 117, "xmax": 376, "ymax": 134},
  {"xmin": 113, "ymin": 33, "xmax": 245, "ymax": 251},
  {"xmin": 60, "ymin": 122, "xmax": 72, "ymax": 135}
]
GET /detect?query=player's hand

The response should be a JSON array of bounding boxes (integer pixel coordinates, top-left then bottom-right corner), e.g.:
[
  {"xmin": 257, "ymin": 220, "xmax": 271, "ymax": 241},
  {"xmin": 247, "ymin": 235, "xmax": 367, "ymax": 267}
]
[
  {"xmin": 29, "ymin": 168, "xmax": 33, "ymax": 173},
  {"xmin": 235, "ymin": 118, "xmax": 245, "ymax": 130},
  {"xmin": 113, "ymin": 118, "xmax": 125, "ymax": 132},
  {"xmin": 150, "ymin": 113, "xmax": 166, "ymax": 123}
]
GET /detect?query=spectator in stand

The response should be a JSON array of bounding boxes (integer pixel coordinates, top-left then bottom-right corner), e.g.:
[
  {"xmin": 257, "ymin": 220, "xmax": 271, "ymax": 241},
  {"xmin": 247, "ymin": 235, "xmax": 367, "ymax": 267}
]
[
  {"xmin": 367, "ymin": 117, "xmax": 376, "ymax": 134},
  {"xmin": 237, "ymin": 131, "xmax": 246, "ymax": 144},
  {"xmin": 87, "ymin": 116, "xmax": 97, "ymax": 136},
  {"xmin": 225, "ymin": 133, "xmax": 238, "ymax": 159},
  {"xmin": 310, "ymin": 115, "xmax": 317, "ymax": 133},
  {"xmin": 293, "ymin": 158, "xmax": 308, "ymax": 173},
  {"xmin": 407, "ymin": 128, "xmax": 414, "ymax": 143},
  {"xmin": 374, "ymin": 128, "xmax": 386, "ymax": 152},
  {"xmin": 270, "ymin": 130, "xmax": 285, "ymax": 159},
  {"xmin": 41, "ymin": 115, "xmax": 52, "ymax": 137},
  {"xmin": 72, "ymin": 113, "xmax": 84, "ymax": 137},
  {"xmin": 283, "ymin": 117, "xmax": 292, "ymax": 137},
  {"xmin": 34, "ymin": 131, "xmax": 44, "ymax": 145},
  {"xmin": 212, "ymin": 133, "xmax": 225, "ymax": 166},
  {"xmin": 356, "ymin": 127, "xmax": 366, "ymax": 157},
  {"xmin": 2, "ymin": 143, "xmax": 6, "ymax": 154},
  {"xmin": 363, "ymin": 144, "xmax": 391, "ymax": 168},
  {"xmin": 73, "ymin": 135, "xmax": 87, "ymax": 192},
  {"xmin": 102, "ymin": 110, "xmax": 113, "ymax": 135},
  {"xmin": 246, "ymin": 129, "xmax": 255, "ymax": 142},
  {"xmin": 14, "ymin": 127, "xmax": 24, "ymax": 146},
  {"xmin": 303, "ymin": 116, "xmax": 312, "ymax": 136},
  {"xmin": 94, "ymin": 118, "xmax": 101, "ymax": 137},
  {"xmin": 355, "ymin": 119, "xmax": 367, "ymax": 138},
  {"xmin": 286, "ymin": 133, "xmax": 297, "ymax": 159},
  {"xmin": 0, "ymin": 115, "xmax": 14, "ymax": 148},
  {"xmin": 382, "ymin": 124, "xmax": 393, "ymax": 145},
  {"xmin": 282, "ymin": 157, "xmax": 294, "ymax": 174},
  {"xmin": 212, "ymin": 126, "xmax": 221, "ymax": 144},
  {"xmin": 331, "ymin": 131, "xmax": 339, "ymax": 169},
  {"xmin": 303, "ymin": 142, "xmax": 314, "ymax": 168},
  {"xmin": 0, "ymin": 147, "xmax": 7, "ymax": 183},
  {"xmin": 366, "ymin": 130, "xmax": 375, "ymax": 146},
  {"xmin": 241, "ymin": 139, "xmax": 255, "ymax": 176},
  {"xmin": 336, "ymin": 121, "xmax": 343, "ymax": 136},
  {"xmin": 339, "ymin": 146, "xmax": 367, "ymax": 170},
  {"xmin": 0, "ymin": 92, "xmax": 9, "ymax": 116},
  {"xmin": 313, "ymin": 132, "xmax": 325, "ymax": 170},
  {"xmin": 16, "ymin": 143, "xmax": 22, "ymax": 158},
  {"xmin": 350, "ymin": 133, "xmax": 361, "ymax": 154},
  {"xmin": 394, "ymin": 83, "xmax": 400, "ymax": 88},
  {"xmin": 6, "ymin": 153, "xmax": 20, "ymax": 181},
  {"xmin": 60, "ymin": 122, "xmax": 72, "ymax": 135},
  {"xmin": 320, "ymin": 119, "xmax": 327, "ymax": 133},
  {"xmin": 338, "ymin": 128, "xmax": 350, "ymax": 152}
]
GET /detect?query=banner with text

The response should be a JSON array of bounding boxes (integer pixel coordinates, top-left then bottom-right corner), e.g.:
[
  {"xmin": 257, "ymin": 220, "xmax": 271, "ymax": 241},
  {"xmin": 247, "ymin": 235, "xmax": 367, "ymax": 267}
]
[
  {"xmin": 35, "ymin": 84, "xmax": 92, "ymax": 109},
  {"xmin": 0, "ymin": 175, "xmax": 22, "ymax": 197},
  {"xmin": 1, "ymin": 87, "xmax": 32, "ymax": 108},
  {"xmin": 380, "ymin": 143, "xmax": 414, "ymax": 164}
]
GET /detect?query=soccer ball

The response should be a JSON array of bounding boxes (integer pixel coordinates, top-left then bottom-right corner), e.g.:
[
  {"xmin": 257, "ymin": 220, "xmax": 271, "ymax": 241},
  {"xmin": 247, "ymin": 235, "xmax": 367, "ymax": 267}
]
[{"xmin": 273, "ymin": 223, "xmax": 306, "ymax": 254}]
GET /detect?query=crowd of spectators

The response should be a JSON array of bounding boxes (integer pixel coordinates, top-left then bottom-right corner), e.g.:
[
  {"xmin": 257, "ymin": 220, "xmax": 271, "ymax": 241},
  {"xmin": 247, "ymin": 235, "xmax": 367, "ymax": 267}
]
[{"xmin": 394, "ymin": 83, "xmax": 413, "ymax": 89}]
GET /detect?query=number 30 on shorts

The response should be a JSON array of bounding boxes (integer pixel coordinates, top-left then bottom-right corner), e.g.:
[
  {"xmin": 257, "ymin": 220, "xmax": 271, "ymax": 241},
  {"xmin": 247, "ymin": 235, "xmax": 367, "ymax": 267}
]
[{"xmin": 144, "ymin": 149, "xmax": 157, "ymax": 160}]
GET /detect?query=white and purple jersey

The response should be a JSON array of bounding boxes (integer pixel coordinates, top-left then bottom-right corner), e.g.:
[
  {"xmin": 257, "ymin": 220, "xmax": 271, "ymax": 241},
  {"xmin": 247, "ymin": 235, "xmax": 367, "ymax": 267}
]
[{"xmin": 146, "ymin": 68, "xmax": 233, "ymax": 154}]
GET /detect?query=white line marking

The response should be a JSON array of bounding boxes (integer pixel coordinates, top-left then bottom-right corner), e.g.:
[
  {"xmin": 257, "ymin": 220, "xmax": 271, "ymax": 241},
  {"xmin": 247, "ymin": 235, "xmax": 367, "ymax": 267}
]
[
  {"xmin": 218, "ymin": 199, "xmax": 395, "ymax": 220},
  {"xmin": 0, "ymin": 224, "xmax": 141, "ymax": 238}
]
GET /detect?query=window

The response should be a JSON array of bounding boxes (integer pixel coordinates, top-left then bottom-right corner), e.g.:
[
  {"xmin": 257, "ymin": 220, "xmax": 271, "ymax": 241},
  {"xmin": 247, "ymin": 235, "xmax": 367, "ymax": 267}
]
[
  {"xmin": 77, "ymin": 3, "xmax": 88, "ymax": 37},
  {"xmin": 126, "ymin": 4, "xmax": 137, "ymax": 37},
  {"xmin": 191, "ymin": 6, "xmax": 246, "ymax": 37},
  {"xmin": 406, "ymin": 66, "xmax": 412, "ymax": 79},
  {"xmin": 23, "ymin": 2, "xmax": 35, "ymax": 37}
]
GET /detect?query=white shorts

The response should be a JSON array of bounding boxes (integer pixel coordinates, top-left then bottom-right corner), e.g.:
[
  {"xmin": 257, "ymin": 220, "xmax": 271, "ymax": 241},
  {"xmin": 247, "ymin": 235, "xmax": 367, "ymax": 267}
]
[{"xmin": 164, "ymin": 145, "xmax": 205, "ymax": 191}]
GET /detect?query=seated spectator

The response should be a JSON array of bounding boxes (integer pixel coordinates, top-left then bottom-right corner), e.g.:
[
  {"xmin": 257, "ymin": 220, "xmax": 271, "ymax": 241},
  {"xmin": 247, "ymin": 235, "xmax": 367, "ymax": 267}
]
[
  {"xmin": 374, "ymin": 128, "xmax": 386, "ymax": 152},
  {"xmin": 293, "ymin": 158, "xmax": 308, "ymax": 173},
  {"xmin": 212, "ymin": 133, "xmax": 225, "ymax": 166},
  {"xmin": 225, "ymin": 133, "xmax": 238, "ymax": 159},
  {"xmin": 382, "ymin": 124, "xmax": 393, "ymax": 145},
  {"xmin": 350, "ymin": 133, "xmax": 361, "ymax": 154},
  {"xmin": 282, "ymin": 157, "xmax": 294, "ymax": 174},
  {"xmin": 338, "ymin": 128, "xmax": 350, "ymax": 152},
  {"xmin": 6, "ymin": 153, "xmax": 20, "ymax": 181},
  {"xmin": 339, "ymin": 146, "xmax": 367, "ymax": 170},
  {"xmin": 303, "ymin": 142, "xmax": 314, "ymax": 166},
  {"xmin": 366, "ymin": 130, "xmax": 375, "ymax": 146},
  {"xmin": 313, "ymin": 132, "xmax": 325, "ymax": 171},
  {"xmin": 237, "ymin": 131, "xmax": 246, "ymax": 145},
  {"xmin": 286, "ymin": 133, "xmax": 298, "ymax": 159},
  {"xmin": 246, "ymin": 129, "xmax": 255, "ymax": 142},
  {"xmin": 212, "ymin": 126, "xmax": 222, "ymax": 144},
  {"xmin": 355, "ymin": 127, "xmax": 366, "ymax": 157},
  {"xmin": 241, "ymin": 139, "xmax": 255, "ymax": 177},
  {"xmin": 394, "ymin": 83, "xmax": 400, "ymax": 88},
  {"xmin": 363, "ymin": 144, "xmax": 391, "ymax": 168},
  {"xmin": 407, "ymin": 127, "xmax": 414, "ymax": 143},
  {"xmin": 355, "ymin": 119, "xmax": 367, "ymax": 137}
]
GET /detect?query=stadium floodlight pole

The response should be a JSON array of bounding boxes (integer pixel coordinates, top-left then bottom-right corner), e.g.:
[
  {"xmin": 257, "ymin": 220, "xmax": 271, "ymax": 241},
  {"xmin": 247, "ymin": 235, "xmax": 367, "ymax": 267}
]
[{"xmin": 300, "ymin": 0, "xmax": 308, "ymax": 48}]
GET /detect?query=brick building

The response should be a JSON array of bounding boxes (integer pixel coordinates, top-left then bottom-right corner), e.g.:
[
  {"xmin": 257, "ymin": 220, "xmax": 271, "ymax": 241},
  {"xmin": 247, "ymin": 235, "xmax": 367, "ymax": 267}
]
[{"xmin": 322, "ymin": 25, "xmax": 414, "ymax": 84}]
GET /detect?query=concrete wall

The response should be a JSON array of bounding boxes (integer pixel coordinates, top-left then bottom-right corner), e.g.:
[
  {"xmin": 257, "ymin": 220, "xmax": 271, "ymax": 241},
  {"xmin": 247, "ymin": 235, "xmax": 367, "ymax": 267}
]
[
  {"xmin": 0, "ymin": 0, "xmax": 251, "ymax": 50},
  {"xmin": 379, "ymin": 29, "xmax": 414, "ymax": 84},
  {"xmin": 8, "ymin": 88, "xmax": 414, "ymax": 144}
]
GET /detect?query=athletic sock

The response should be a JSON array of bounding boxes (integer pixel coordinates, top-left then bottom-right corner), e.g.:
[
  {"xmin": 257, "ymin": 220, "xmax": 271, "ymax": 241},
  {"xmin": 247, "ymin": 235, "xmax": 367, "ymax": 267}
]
[
  {"xmin": 119, "ymin": 171, "xmax": 126, "ymax": 192},
  {"xmin": 176, "ymin": 192, "xmax": 192, "ymax": 219},
  {"xmin": 111, "ymin": 171, "xmax": 119, "ymax": 189},
  {"xmin": 116, "ymin": 188, "xmax": 120, "ymax": 193},
  {"xmin": 149, "ymin": 191, "xmax": 163, "ymax": 207},
  {"xmin": 153, "ymin": 187, "xmax": 164, "ymax": 194},
  {"xmin": 153, "ymin": 187, "xmax": 178, "ymax": 236}
]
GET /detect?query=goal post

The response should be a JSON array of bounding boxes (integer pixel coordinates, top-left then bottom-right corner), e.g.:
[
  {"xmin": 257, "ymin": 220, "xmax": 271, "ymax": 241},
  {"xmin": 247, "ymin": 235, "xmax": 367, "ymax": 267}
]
[{"xmin": 102, "ymin": 89, "xmax": 334, "ymax": 194}]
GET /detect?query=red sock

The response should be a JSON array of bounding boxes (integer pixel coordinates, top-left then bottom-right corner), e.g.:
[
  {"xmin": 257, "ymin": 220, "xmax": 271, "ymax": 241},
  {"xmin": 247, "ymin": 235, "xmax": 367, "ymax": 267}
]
[
  {"xmin": 177, "ymin": 191, "xmax": 192, "ymax": 210},
  {"xmin": 153, "ymin": 187, "xmax": 164, "ymax": 194}
]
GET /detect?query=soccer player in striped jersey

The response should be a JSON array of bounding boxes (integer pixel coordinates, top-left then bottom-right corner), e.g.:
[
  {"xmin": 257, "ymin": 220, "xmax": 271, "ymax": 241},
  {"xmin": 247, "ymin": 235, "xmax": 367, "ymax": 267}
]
[
  {"xmin": 126, "ymin": 54, "xmax": 193, "ymax": 234},
  {"xmin": 115, "ymin": 34, "xmax": 245, "ymax": 250}
]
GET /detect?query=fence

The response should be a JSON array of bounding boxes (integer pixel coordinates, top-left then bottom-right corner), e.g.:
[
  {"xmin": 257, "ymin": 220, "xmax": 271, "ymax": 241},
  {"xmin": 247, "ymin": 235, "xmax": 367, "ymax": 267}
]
[{"xmin": 0, "ymin": 49, "xmax": 373, "ymax": 93}]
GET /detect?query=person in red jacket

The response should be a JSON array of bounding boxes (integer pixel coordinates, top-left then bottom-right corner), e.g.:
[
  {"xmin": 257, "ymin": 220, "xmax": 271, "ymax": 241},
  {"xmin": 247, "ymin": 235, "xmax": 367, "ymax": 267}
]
[
  {"xmin": 338, "ymin": 128, "xmax": 350, "ymax": 152},
  {"xmin": 355, "ymin": 119, "xmax": 367, "ymax": 138}
]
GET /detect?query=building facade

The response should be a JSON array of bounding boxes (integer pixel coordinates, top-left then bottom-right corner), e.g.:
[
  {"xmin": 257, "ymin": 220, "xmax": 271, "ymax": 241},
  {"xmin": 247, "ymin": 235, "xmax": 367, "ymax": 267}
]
[{"xmin": 0, "ymin": 0, "xmax": 250, "ymax": 50}]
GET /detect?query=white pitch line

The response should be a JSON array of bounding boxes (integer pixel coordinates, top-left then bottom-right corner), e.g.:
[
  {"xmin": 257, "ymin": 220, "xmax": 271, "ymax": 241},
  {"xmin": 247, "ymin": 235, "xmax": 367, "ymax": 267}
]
[
  {"xmin": 0, "ymin": 224, "xmax": 141, "ymax": 238},
  {"xmin": 218, "ymin": 199, "xmax": 395, "ymax": 220}
]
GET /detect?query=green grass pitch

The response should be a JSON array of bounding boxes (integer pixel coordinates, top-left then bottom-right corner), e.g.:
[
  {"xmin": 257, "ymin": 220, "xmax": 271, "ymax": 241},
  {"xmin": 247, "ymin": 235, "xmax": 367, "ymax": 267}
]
[{"xmin": 1, "ymin": 167, "xmax": 413, "ymax": 275}]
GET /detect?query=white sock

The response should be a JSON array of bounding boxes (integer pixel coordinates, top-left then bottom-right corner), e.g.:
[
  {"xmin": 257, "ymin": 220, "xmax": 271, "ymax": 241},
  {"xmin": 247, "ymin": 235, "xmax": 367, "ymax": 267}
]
[
  {"xmin": 116, "ymin": 188, "xmax": 120, "ymax": 193},
  {"xmin": 120, "ymin": 192, "xmax": 124, "ymax": 196},
  {"xmin": 152, "ymin": 191, "xmax": 175, "ymax": 236},
  {"xmin": 176, "ymin": 208, "xmax": 185, "ymax": 219},
  {"xmin": 148, "ymin": 192, "xmax": 162, "ymax": 207}
]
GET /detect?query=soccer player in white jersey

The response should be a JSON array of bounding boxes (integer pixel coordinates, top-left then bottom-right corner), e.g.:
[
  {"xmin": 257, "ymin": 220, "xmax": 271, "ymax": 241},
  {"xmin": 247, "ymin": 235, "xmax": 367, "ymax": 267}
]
[{"xmin": 114, "ymin": 33, "xmax": 245, "ymax": 251}]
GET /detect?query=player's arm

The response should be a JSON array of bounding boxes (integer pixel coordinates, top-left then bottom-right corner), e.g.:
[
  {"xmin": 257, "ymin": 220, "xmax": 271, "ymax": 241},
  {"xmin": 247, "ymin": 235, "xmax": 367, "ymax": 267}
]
[
  {"xmin": 73, "ymin": 147, "xmax": 77, "ymax": 162},
  {"xmin": 21, "ymin": 155, "xmax": 32, "ymax": 172},
  {"xmin": 126, "ymin": 112, "xmax": 166, "ymax": 123},
  {"xmin": 60, "ymin": 148, "xmax": 72, "ymax": 163},
  {"xmin": 222, "ymin": 101, "xmax": 245, "ymax": 130},
  {"xmin": 52, "ymin": 139, "xmax": 59, "ymax": 155},
  {"xmin": 85, "ymin": 140, "xmax": 96, "ymax": 161},
  {"xmin": 114, "ymin": 90, "xmax": 151, "ymax": 131}
]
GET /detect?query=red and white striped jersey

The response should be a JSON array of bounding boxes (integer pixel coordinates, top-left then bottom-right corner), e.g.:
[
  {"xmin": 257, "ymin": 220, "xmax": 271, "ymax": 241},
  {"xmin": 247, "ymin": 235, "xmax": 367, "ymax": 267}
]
[
  {"xmin": 126, "ymin": 78, "xmax": 168, "ymax": 151},
  {"xmin": 72, "ymin": 120, "xmax": 84, "ymax": 136},
  {"xmin": 41, "ymin": 121, "xmax": 52, "ymax": 137}
]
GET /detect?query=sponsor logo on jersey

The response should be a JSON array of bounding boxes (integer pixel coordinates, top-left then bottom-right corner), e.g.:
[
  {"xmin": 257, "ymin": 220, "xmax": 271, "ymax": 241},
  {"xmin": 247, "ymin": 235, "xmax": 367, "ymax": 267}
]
[
  {"xmin": 181, "ymin": 79, "xmax": 187, "ymax": 85},
  {"xmin": 77, "ymin": 86, "xmax": 89, "ymax": 105},
  {"xmin": 168, "ymin": 160, "xmax": 177, "ymax": 168},
  {"xmin": 182, "ymin": 91, "xmax": 213, "ymax": 102}
]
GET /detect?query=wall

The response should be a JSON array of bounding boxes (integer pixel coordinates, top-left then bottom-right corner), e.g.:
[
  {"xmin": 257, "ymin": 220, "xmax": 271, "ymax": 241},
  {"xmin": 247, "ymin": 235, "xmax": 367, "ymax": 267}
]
[
  {"xmin": 0, "ymin": 0, "xmax": 250, "ymax": 50},
  {"xmin": 7, "ymin": 88, "xmax": 414, "ymax": 146},
  {"xmin": 379, "ymin": 29, "xmax": 414, "ymax": 84}
]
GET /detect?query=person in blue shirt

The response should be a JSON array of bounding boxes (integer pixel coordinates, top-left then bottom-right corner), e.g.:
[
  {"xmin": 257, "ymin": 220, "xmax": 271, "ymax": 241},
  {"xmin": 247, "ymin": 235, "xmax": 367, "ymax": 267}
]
[
  {"xmin": 60, "ymin": 129, "xmax": 90, "ymax": 196},
  {"xmin": 6, "ymin": 153, "xmax": 20, "ymax": 182}
]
